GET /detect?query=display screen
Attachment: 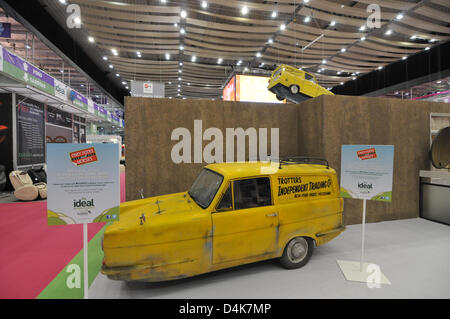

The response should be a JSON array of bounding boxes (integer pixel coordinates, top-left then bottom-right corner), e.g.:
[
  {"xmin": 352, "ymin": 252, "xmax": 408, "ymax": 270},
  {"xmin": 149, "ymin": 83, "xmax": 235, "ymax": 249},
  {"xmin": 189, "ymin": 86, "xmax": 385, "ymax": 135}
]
[
  {"xmin": 222, "ymin": 76, "xmax": 236, "ymax": 101},
  {"xmin": 236, "ymin": 75, "xmax": 284, "ymax": 103},
  {"xmin": 46, "ymin": 105, "xmax": 73, "ymax": 128},
  {"xmin": 16, "ymin": 95, "xmax": 45, "ymax": 166}
]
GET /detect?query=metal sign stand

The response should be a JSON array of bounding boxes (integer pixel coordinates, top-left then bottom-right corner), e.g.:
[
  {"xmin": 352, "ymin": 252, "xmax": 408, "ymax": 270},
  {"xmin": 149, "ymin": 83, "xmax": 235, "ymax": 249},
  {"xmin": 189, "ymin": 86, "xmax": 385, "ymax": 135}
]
[{"xmin": 83, "ymin": 223, "xmax": 88, "ymax": 299}]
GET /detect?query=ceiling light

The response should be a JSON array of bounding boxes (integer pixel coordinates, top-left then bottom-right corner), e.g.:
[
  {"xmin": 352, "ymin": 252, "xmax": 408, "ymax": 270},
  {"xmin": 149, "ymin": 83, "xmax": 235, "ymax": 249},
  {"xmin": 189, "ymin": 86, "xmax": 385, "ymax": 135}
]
[
  {"xmin": 280, "ymin": 24, "xmax": 286, "ymax": 30},
  {"xmin": 410, "ymin": 35, "xmax": 417, "ymax": 40},
  {"xmin": 237, "ymin": 60, "xmax": 242, "ymax": 65},
  {"xmin": 180, "ymin": 10, "xmax": 187, "ymax": 18},
  {"xmin": 60, "ymin": 70, "xmax": 64, "ymax": 73},
  {"xmin": 340, "ymin": 82, "xmax": 344, "ymax": 85},
  {"xmin": 268, "ymin": 38, "xmax": 273, "ymax": 44},
  {"xmin": 396, "ymin": 13, "xmax": 404, "ymax": 20},
  {"xmin": 59, "ymin": 0, "xmax": 67, "ymax": 4},
  {"xmin": 425, "ymin": 47, "xmax": 430, "ymax": 50},
  {"xmin": 116, "ymin": 73, "xmax": 120, "ymax": 77},
  {"xmin": 174, "ymin": 23, "xmax": 178, "ymax": 27},
  {"xmin": 304, "ymin": 16, "xmax": 311, "ymax": 23},
  {"xmin": 74, "ymin": 17, "xmax": 81, "ymax": 25},
  {"xmin": 402, "ymin": 56, "xmax": 407, "ymax": 60},
  {"xmin": 330, "ymin": 21, "xmax": 336, "ymax": 26},
  {"xmin": 318, "ymin": 69, "xmax": 322, "ymax": 73},
  {"xmin": 179, "ymin": 62, "xmax": 183, "ymax": 66},
  {"xmin": 165, "ymin": 53, "xmax": 170, "ymax": 60},
  {"xmin": 188, "ymin": 83, "xmax": 191, "ymax": 85},
  {"xmin": 337, "ymin": 71, "xmax": 341, "ymax": 75},
  {"xmin": 192, "ymin": 56, "xmax": 196, "ymax": 62},
  {"xmin": 241, "ymin": 6, "xmax": 249, "ymax": 15},
  {"xmin": 168, "ymin": 81, "xmax": 172, "ymax": 84},
  {"xmin": 244, "ymin": 67, "xmax": 249, "ymax": 72},
  {"xmin": 256, "ymin": 52, "xmax": 262, "ymax": 57},
  {"xmin": 180, "ymin": 28, "xmax": 185, "ymax": 35},
  {"xmin": 218, "ymin": 58, "xmax": 223, "ymax": 64},
  {"xmin": 430, "ymin": 39, "xmax": 436, "ymax": 43},
  {"xmin": 271, "ymin": 11, "xmax": 277, "ymax": 18},
  {"xmin": 385, "ymin": 30, "xmax": 392, "ymax": 35},
  {"xmin": 122, "ymin": 81, "xmax": 126, "ymax": 85},
  {"xmin": 378, "ymin": 66, "xmax": 383, "ymax": 70},
  {"xmin": 360, "ymin": 36, "xmax": 366, "ymax": 41},
  {"xmin": 322, "ymin": 59, "xmax": 327, "ymax": 64},
  {"xmin": 160, "ymin": 0, "xmax": 166, "ymax": 3},
  {"xmin": 359, "ymin": 25, "xmax": 366, "ymax": 31},
  {"xmin": 437, "ymin": 80, "xmax": 442, "ymax": 84},
  {"xmin": 178, "ymin": 77, "xmax": 182, "ymax": 81},
  {"xmin": 109, "ymin": 64, "xmax": 114, "ymax": 69},
  {"xmin": 304, "ymin": 0, "xmax": 310, "ymax": 3},
  {"xmin": 103, "ymin": 56, "xmax": 108, "ymax": 60},
  {"xmin": 111, "ymin": 48, "xmax": 118, "ymax": 56},
  {"xmin": 180, "ymin": 45, "xmax": 184, "ymax": 50},
  {"xmin": 352, "ymin": 77, "xmax": 356, "ymax": 80},
  {"xmin": 80, "ymin": 84, "xmax": 84, "ymax": 87},
  {"xmin": 178, "ymin": 69, "xmax": 182, "ymax": 73},
  {"xmin": 25, "ymin": 44, "xmax": 31, "ymax": 49},
  {"xmin": 201, "ymin": 1, "xmax": 208, "ymax": 8},
  {"xmin": 88, "ymin": 36, "xmax": 95, "ymax": 43},
  {"xmin": 341, "ymin": 48, "xmax": 346, "ymax": 52}
]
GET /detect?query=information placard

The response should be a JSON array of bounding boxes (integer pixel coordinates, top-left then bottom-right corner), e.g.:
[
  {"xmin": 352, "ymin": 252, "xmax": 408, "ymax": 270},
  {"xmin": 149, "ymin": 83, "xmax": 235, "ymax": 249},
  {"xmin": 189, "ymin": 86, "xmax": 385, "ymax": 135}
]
[
  {"xmin": 340, "ymin": 145, "xmax": 394, "ymax": 202},
  {"xmin": 47, "ymin": 143, "xmax": 120, "ymax": 225}
]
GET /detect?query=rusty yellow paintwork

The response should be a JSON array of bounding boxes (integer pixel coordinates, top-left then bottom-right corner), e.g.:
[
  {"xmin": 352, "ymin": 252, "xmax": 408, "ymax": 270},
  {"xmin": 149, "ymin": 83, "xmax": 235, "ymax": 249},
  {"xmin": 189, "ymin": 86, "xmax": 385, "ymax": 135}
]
[{"xmin": 101, "ymin": 162, "xmax": 345, "ymax": 282}]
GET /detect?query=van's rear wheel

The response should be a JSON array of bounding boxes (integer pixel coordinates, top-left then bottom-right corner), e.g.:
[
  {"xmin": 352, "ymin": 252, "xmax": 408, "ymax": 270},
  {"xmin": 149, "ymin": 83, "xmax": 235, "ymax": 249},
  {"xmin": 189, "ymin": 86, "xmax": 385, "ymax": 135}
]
[
  {"xmin": 290, "ymin": 85, "xmax": 299, "ymax": 94},
  {"xmin": 276, "ymin": 94, "xmax": 284, "ymax": 101},
  {"xmin": 279, "ymin": 237, "xmax": 313, "ymax": 269}
]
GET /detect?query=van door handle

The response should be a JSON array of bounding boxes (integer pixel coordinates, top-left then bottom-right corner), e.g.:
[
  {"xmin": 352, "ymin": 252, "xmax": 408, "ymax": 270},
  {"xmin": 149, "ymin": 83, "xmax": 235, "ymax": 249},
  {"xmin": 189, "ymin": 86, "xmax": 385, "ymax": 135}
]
[{"xmin": 266, "ymin": 213, "xmax": 278, "ymax": 217}]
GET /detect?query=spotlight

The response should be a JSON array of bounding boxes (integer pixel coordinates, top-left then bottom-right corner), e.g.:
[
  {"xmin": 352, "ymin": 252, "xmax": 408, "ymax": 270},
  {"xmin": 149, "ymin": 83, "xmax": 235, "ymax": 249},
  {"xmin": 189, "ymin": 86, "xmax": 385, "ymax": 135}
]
[
  {"xmin": 180, "ymin": 10, "xmax": 187, "ymax": 18},
  {"xmin": 241, "ymin": 6, "xmax": 248, "ymax": 15}
]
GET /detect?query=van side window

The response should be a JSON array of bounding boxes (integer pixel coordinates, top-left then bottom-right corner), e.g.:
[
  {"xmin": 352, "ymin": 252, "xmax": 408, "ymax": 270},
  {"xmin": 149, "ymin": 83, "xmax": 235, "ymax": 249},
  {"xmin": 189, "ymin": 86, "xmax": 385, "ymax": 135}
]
[
  {"xmin": 234, "ymin": 178, "xmax": 271, "ymax": 210},
  {"xmin": 305, "ymin": 73, "xmax": 315, "ymax": 83},
  {"xmin": 217, "ymin": 185, "xmax": 232, "ymax": 211}
]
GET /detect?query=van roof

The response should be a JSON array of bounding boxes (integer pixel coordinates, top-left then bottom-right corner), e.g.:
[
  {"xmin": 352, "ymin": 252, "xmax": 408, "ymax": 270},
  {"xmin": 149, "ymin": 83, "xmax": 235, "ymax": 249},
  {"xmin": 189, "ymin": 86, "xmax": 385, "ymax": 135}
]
[
  {"xmin": 206, "ymin": 161, "xmax": 335, "ymax": 179},
  {"xmin": 278, "ymin": 64, "xmax": 314, "ymax": 78}
]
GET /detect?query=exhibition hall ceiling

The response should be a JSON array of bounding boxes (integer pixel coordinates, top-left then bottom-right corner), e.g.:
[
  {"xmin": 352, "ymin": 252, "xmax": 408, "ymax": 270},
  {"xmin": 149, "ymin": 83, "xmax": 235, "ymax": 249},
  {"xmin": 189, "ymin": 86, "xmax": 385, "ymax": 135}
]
[
  {"xmin": 0, "ymin": 8, "xmax": 116, "ymax": 106},
  {"xmin": 38, "ymin": 0, "xmax": 449, "ymax": 99}
]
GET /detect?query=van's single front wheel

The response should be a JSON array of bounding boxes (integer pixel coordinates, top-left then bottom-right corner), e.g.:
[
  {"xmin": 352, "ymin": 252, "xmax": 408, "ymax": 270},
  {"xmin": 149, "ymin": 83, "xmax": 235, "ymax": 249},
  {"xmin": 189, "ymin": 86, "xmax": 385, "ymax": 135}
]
[
  {"xmin": 279, "ymin": 237, "xmax": 313, "ymax": 269},
  {"xmin": 290, "ymin": 85, "xmax": 299, "ymax": 94}
]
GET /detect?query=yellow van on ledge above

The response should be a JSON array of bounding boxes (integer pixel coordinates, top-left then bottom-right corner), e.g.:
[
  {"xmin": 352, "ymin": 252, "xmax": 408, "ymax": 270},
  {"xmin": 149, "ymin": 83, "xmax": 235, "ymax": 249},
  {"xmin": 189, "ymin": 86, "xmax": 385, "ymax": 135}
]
[{"xmin": 268, "ymin": 64, "xmax": 334, "ymax": 103}]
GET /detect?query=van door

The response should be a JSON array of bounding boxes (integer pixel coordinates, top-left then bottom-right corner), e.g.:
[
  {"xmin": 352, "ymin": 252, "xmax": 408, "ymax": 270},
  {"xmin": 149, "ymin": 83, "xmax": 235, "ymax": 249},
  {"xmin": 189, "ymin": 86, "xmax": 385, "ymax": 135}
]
[{"xmin": 212, "ymin": 177, "xmax": 279, "ymax": 264}]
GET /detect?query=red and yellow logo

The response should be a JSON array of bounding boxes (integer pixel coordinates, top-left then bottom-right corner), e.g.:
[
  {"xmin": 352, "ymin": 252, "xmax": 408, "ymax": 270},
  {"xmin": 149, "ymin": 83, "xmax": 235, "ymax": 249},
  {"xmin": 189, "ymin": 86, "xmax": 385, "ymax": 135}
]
[
  {"xmin": 70, "ymin": 147, "xmax": 98, "ymax": 166},
  {"xmin": 357, "ymin": 148, "xmax": 377, "ymax": 160}
]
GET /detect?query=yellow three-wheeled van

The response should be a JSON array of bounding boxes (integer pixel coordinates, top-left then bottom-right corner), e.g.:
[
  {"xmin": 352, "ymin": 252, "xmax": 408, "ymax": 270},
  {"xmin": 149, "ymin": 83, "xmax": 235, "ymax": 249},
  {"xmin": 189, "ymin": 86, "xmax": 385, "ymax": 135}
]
[{"xmin": 101, "ymin": 157, "xmax": 345, "ymax": 282}]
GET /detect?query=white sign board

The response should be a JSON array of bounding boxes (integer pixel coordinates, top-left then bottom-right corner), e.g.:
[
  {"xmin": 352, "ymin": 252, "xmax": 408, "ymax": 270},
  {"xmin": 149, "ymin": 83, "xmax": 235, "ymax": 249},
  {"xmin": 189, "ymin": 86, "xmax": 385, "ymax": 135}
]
[
  {"xmin": 340, "ymin": 145, "xmax": 394, "ymax": 201},
  {"xmin": 46, "ymin": 143, "xmax": 120, "ymax": 225},
  {"xmin": 54, "ymin": 79, "xmax": 67, "ymax": 101}
]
